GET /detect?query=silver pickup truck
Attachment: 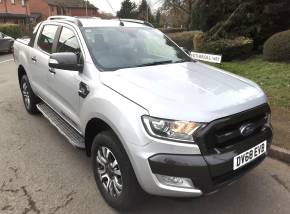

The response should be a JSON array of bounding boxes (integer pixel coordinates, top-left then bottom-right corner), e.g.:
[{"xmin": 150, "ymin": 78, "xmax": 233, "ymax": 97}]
[{"xmin": 13, "ymin": 16, "xmax": 273, "ymax": 210}]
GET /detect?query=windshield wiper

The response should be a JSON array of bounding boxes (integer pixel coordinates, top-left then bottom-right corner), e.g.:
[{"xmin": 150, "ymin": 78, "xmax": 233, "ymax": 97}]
[{"xmin": 135, "ymin": 60, "xmax": 173, "ymax": 67}]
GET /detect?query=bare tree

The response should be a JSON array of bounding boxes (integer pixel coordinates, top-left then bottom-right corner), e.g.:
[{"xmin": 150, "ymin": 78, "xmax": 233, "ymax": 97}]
[{"xmin": 162, "ymin": 0, "xmax": 201, "ymax": 29}]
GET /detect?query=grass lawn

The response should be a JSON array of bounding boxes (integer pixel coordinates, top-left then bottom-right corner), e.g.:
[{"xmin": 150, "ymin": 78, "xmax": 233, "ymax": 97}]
[{"xmin": 212, "ymin": 56, "xmax": 290, "ymax": 150}]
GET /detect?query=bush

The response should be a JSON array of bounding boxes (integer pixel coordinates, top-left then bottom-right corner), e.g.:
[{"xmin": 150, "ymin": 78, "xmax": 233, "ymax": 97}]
[
  {"xmin": 263, "ymin": 30, "xmax": 290, "ymax": 62},
  {"xmin": 159, "ymin": 28, "xmax": 186, "ymax": 34},
  {"xmin": 167, "ymin": 31, "xmax": 203, "ymax": 51},
  {"xmin": 198, "ymin": 37, "xmax": 254, "ymax": 61},
  {"xmin": 0, "ymin": 24, "xmax": 22, "ymax": 39}
]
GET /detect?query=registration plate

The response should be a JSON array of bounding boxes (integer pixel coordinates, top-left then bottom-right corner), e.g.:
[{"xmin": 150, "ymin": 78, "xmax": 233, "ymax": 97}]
[{"xmin": 233, "ymin": 141, "xmax": 267, "ymax": 170}]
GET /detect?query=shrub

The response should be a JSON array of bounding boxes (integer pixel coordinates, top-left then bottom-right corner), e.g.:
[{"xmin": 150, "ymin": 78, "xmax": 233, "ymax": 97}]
[
  {"xmin": 198, "ymin": 37, "xmax": 254, "ymax": 61},
  {"xmin": 159, "ymin": 28, "xmax": 186, "ymax": 34},
  {"xmin": 167, "ymin": 31, "xmax": 203, "ymax": 51},
  {"xmin": 263, "ymin": 30, "xmax": 290, "ymax": 62},
  {"xmin": 0, "ymin": 24, "xmax": 22, "ymax": 39}
]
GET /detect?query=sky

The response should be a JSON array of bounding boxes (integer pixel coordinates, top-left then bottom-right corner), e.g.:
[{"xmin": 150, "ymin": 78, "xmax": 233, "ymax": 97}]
[{"xmin": 89, "ymin": 0, "xmax": 164, "ymax": 14}]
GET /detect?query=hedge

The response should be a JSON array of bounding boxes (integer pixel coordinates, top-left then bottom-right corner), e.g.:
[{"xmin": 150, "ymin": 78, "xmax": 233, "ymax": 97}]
[
  {"xmin": 0, "ymin": 24, "xmax": 22, "ymax": 39},
  {"xmin": 167, "ymin": 31, "xmax": 204, "ymax": 51},
  {"xmin": 159, "ymin": 28, "xmax": 186, "ymax": 34},
  {"xmin": 263, "ymin": 30, "xmax": 290, "ymax": 62},
  {"xmin": 198, "ymin": 37, "xmax": 254, "ymax": 61}
]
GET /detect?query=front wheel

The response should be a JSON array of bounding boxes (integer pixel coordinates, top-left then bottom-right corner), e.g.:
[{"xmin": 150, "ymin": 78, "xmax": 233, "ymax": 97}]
[
  {"xmin": 20, "ymin": 75, "xmax": 39, "ymax": 114},
  {"xmin": 91, "ymin": 131, "xmax": 143, "ymax": 211}
]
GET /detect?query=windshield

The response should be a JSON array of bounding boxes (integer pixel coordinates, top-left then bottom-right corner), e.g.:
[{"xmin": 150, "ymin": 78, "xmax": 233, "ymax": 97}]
[{"xmin": 82, "ymin": 27, "xmax": 192, "ymax": 71}]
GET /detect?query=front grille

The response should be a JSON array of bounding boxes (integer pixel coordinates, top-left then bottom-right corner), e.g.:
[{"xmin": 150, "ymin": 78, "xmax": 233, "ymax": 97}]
[
  {"xmin": 196, "ymin": 104, "xmax": 271, "ymax": 154},
  {"xmin": 214, "ymin": 112, "xmax": 267, "ymax": 149}
]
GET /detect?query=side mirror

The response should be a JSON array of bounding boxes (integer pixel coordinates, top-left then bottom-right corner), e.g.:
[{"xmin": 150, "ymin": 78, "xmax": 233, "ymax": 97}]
[{"xmin": 49, "ymin": 52, "xmax": 83, "ymax": 72}]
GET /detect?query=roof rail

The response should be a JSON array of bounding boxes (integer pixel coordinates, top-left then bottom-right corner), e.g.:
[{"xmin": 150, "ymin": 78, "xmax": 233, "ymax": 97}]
[
  {"xmin": 47, "ymin": 16, "xmax": 82, "ymax": 26},
  {"xmin": 119, "ymin": 19, "xmax": 154, "ymax": 27}
]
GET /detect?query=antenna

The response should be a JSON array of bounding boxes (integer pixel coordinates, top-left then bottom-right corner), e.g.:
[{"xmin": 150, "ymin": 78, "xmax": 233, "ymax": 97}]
[{"xmin": 105, "ymin": 0, "xmax": 124, "ymax": 26}]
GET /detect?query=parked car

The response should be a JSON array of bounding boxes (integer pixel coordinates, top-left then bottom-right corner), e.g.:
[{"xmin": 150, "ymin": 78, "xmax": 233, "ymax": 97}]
[
  {"xmin": 13, "ymin": 16, "xmax": 273, "ymax": 211},
  {"xmin": 0, "ymin": 32, "xmax": 14, "ymax": 53}
]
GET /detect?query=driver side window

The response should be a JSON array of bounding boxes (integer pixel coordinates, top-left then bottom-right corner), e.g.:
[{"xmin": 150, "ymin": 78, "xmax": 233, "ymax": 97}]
[{"xmin": 56, "ymin": 27, "xmax": 80, "ymax": 53}]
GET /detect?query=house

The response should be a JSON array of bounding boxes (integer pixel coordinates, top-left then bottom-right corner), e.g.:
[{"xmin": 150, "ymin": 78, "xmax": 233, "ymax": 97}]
[
  {"xmin": 29, "ymin": 0, "xmax": 99, "ymax": 22},
  {"xmin": 0, "ymin": 0, "xmax": 31, "ymax": 25}
]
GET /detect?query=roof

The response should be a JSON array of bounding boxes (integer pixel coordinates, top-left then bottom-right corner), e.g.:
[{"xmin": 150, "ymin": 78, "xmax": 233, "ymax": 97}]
[
  {"xmin": 45, "ymin": 16, "xmax": 153, "ymax": 28},
  {"xmin": 46, "ymin": 0, "xmax": 97, "ymax": 9}
]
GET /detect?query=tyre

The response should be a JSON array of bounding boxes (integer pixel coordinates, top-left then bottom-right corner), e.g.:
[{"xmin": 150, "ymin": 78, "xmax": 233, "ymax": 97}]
[
  {"xmin": 20, "ymin": 75, "xmax": 39, "ymax": 114},
  {"xmin": 91, "ymin": 130, "xmax": 143, "ymax": 211}
]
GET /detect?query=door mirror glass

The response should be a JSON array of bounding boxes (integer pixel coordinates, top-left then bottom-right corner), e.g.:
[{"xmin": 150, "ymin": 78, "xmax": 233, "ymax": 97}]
[{"xmin": 49, "ymin": 52, "xmax": 83, "ymax": 72}]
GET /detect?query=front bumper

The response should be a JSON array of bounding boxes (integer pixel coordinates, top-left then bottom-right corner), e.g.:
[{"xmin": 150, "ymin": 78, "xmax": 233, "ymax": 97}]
[
  {"xmin": 148, "ymin": 140, "xmax": 271, "ymax": 195},
  {"xmin": 128, "ymin": 104, "xmax": 273, "ymax": 197}
]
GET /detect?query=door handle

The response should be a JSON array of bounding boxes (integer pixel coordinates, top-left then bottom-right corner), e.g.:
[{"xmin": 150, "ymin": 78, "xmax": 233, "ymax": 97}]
[
  {"xmin": 49, "ymin": 67, "xmax": 56, "ymax": 74},
  {"xmin": 31, "ymin": 56, "xmax": 37, "ymax": 62}
]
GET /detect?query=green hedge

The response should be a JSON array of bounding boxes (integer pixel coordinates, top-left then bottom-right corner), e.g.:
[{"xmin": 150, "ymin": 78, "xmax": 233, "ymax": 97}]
[
  {"xmin": 167, "ymin": 31, "xmax": 203, "ymax": 51},
  {"xmin": 198, "ymin": 37, "xmax": 254, "ymax": 61},
  {"xmin": 263, "ymin": 30, "xmax": 290, "ymax": 62},
  {"xmin": 0, "ymin": 24, "xmax": 22, "ymax": 39}
]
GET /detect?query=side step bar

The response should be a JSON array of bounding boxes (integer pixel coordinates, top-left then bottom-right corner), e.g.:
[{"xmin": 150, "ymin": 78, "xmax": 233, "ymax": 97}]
[{"xmin": 37, "ymin": 102, "xmax": 85, "ymax": 149}]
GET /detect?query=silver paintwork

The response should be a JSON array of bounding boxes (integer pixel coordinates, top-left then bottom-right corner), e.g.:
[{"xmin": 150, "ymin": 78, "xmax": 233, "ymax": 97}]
[{"xmin": 14, "ymin": 17, "xmax": 269, "ymax": 197}]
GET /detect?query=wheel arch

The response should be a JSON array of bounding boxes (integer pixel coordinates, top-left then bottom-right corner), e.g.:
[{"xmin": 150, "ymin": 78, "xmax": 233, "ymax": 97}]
[{"xmin": 85, "ymin": 117, "xmax": 117, "ymax": 156}]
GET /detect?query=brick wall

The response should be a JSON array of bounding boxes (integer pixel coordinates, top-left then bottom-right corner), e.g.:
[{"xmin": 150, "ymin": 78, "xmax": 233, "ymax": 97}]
[
  {"xmin": 29, "ymin": 0, "xmax": 49, "ymax": 20},
  {"xmin": 0, "ymin": 0, "xmax": 30, "ymax": 15},
  {"xmin": 70, "ymin": 8, "xmax": 99, "ymax": 17},
  {"xmin": 29, "ymin": 0, "xmax": 99, "ymax": 21}
]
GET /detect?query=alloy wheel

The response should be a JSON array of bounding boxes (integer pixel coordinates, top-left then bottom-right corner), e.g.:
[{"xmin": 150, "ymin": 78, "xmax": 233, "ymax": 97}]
[
  {"xmin": 96, "ymin": 147, "xmax": 123, "ymax": 198},
  {"xmin": 22, "ymin": 81, "xmax": 30, "ymax": 109}
]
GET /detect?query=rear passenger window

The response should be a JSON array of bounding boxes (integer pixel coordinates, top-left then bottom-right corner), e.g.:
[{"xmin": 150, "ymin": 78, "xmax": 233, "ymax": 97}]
[
  {"xmin": 38, "ymin": 25, "xmax": 58, "ymax": 54},
  {"xmin": 56, "ymin": 27, "xmax": 80, "ymax": 53}
]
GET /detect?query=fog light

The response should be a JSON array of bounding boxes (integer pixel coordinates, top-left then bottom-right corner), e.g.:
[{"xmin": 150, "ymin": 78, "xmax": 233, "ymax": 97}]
[{"xmin": 155, "ymin": 174, "xmax": 194, "ymax": 188}]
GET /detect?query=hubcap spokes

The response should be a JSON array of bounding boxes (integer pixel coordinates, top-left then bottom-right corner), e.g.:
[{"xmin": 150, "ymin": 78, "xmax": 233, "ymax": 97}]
[
  {"xmin": 96, "ymin": 147, "xmax": 123, "ymax": 198},
  {"xmin": 22, "ymin": 82, "xmax": 30, "ymax": 108}
]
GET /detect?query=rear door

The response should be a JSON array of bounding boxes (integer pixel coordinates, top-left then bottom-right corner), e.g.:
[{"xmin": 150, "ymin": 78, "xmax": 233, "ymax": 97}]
[
  {"xmin": 46, "ymin": 25, "xmax": 83, "ymax": 130},
  {"xmin": 29, "ymin": 24, "xmax": 60, "ymax": 100}
]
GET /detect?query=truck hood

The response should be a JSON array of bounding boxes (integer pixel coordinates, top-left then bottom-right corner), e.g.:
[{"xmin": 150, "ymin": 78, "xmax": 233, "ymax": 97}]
[{"xmin": 100, "ymin": 62, "xmax": 267, "ymax": 122}]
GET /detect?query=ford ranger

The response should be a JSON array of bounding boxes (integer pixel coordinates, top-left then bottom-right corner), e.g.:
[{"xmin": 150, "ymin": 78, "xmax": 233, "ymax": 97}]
[{"xmin": 13, "ymin": 16, "xmax": 273, "ymax": 210}]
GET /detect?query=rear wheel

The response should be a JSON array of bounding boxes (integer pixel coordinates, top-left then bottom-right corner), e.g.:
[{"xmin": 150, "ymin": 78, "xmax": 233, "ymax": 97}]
[
  {"xmin": 20, "ymin": 75, "xmax": 39, "ymax": 114},
  {"xmin": 91, "ymin": 131, "xmax": 143, "ymax": 211}
]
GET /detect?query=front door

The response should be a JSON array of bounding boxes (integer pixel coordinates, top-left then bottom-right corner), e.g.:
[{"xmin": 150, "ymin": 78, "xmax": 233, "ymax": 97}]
[{"xmin": 46, "ymin": 26, "xmax": 83, "ymax": 130}]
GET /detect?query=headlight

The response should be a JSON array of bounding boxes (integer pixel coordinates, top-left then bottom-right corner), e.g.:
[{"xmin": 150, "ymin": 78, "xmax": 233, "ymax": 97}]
[{"xmin": 142, "ymin": 115, "xmax": 204, "ymax": 143}]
